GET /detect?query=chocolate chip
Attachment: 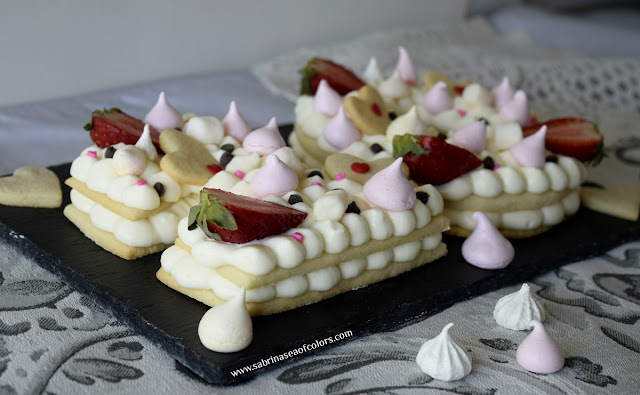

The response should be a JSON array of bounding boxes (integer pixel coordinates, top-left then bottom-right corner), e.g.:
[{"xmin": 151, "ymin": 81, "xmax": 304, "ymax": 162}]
[
  {"xmin": 345, "ymin": 201, "xmax": 361, "ymax": 214},
  {"xmin": 153, "ymin": 182, "xmax": 165, "ymax": 197},
  {"xmin": 388, "ymin": 112, "xmax": 397, "ymax": 120},
  {"xmin": 415, "ymin": 191, "xmax": 430, "ymax": 204},
  {"xmin": 220, "ymin": 151, "xmax": 234, "ymax": 167},
  {"xmin": 370, "ymin": 143, "xmax": 383, "ymax": 153},
  {"xmin": 174, "ymin": 127, "xmax": 182, "ymax": 132},
  {"xmin": 437, "ymin": 132, "xmax": 447, "ymax": 140},
  {"xmin": 545, "ymin": 155, "xmax": 559, "ymax": 163},
  {"xmin": 483, "ymin": 156, "xmax": 495, "ymax": 170},
  {"xmin": 221, "ymin": 143, "xmax": 234, "ymax": 152},
  {"xmin": 307, "ymin": 170, "xmax": 323, "ymax": 179},
  {"xmin": 477, "ymin": 117, "xmax": 489, "ymax": 125},
  {"xmin": 105, "ymin": 146, "xmax": 116, "ymax": 158},
  {"xmin": 288, "ymin": 194, "xmax": 303, "ymax": 205}
]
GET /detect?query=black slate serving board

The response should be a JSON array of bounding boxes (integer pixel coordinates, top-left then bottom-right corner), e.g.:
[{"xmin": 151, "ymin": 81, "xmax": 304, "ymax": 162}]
[{"xmin": 1, "ymin": 125, "xmax": 640, "ymax": 385}]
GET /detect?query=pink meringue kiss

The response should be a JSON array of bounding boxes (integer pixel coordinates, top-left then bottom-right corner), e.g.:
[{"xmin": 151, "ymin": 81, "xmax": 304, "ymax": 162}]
[
  {"xmin": 242, "ymin": 117, "xmax": 286, "ymax": 155},
  {"xmin": 363, "ymin": 158, "xmax": 416, "ymax": 211},
  {"xmin": 144, "ymin": 91, "xmax": 184, "ymax": 131},
  {"xmin": 313, "ymin": 79, "xmax": 342, "ymax": 116},
  {"xmin": 396, "ymin": 46, "xmax": 417, "ymax": 85},
  {"xmin": 250, "ymin": 154, "xmax": 299, "ymax": 197},
  {"xmin": 323, "ymin": 106, "xmax": 361, "ymax": 150},
  {"xmin": 462, "ymin": 212, "xmax": 514, "ymax": 269},
  {"xmin": 452, "ymin": 121, "xmax": 487, "ymax": 154},
  {"xmin": 222, "ymin": 101, "xmax": 251, "ymax": 142},
  {"xmin": 510, "ymin": 125, "xmax": 547, "ymax": 169},
  {"xmin": 516, "ymin": 320, "xmax": 565, "ymax": 374},
  {"xmin": 422, "ymin": 81, "xmax": 452, "ymax": 115},
  {"xmin": 499, "ymin": 90, "xmax": 530, "ymax": 125},
  {"xmin": 492, "ymin": 76, "xmax": 516, "ymax": 109}
]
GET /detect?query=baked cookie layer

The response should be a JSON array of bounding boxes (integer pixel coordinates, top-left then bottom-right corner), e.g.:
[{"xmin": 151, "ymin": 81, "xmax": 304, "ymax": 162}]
[
  {"xmin": 64, "ymin": 204, "xmax": 171, "ymax": 260},
  {"xmin": 157, "ymin": 242, "xmax": 447, "ymax": 316}
]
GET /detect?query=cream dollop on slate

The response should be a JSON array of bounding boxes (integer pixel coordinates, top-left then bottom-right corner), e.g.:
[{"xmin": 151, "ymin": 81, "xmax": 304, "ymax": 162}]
[{"xmin": 198, "ymin": 288, "xmax": 253, "ymax": 353}]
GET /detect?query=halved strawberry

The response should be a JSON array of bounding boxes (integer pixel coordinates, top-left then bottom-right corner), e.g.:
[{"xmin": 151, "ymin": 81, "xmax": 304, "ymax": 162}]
[
  {"xmin": 84, "ymin": 108, "xmax": 161, "ymax": 150},
  {"xmin": 187, "ymin": 188, "xmax": 307, "ymax": 244},
  {"xmin": 299, "ymin": 57, "xmax": 365, "ymax": 96},
  {"xmin": 523, "ymin": 117, "xmax": 604, "ymax": 164},
  {"xmin": 393, "ymin": 134, "xmax": 482, "ymax": 185}
]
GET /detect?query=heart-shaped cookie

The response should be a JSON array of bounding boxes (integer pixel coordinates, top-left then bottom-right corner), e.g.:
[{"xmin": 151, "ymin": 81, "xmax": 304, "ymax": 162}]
[
  {"xmin": 0, "ymin": 166, "xmax": 62, "ymax": 208},
  {"xmin": 580, "ymin": 183, "xmax": 640, "ymax": 221},
  {"xmin": 324, "ymin": 153, "xmax": 410, "ymax": 185},
  {"xmin": 159, "ymin": 129, "xmax": 219, "ymax": 186},
  {"xmin": 343, "ymin": 85, "xmax": 391, "ymax": 136}
]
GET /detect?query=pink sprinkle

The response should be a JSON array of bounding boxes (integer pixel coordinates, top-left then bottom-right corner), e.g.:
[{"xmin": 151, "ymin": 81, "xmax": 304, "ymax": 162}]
[
  {"xmin": 457, "ymin": 109, "xmax": 467, "ymax": 116},
  {"xmin": 336, "ymin": 172, "xmax": 346, "ymax": 181},
  {"xmin": 136, "ymin": 179, "xmax": 148, "ymax": 186},
  {"xmin": 234, "ymin": 170, "xmax": 245, "ymax": 179},
  {"xmin": 311, "ymin": 182, "xmax": 322, "ymax": 187},
  {"xmin": 493, "ymin": 164, "xmax": 501, "ymax": 170},
  {"xmin": 87, "ymin": 151, "xmax": 97, "ymax": 158},
  {"xmin": 291, "ymin": 232, "xmax": 304, "ymax": 242}
]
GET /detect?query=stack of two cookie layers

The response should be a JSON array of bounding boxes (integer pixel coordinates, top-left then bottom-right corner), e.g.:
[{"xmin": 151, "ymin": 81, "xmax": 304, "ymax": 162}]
[
  {"xmin": 157, "ymin": 170, "xmax": 449, "ymax": 316},
  {"xmin": 63, "ymin": 135, "xmax": 206, "ymax": 260}
]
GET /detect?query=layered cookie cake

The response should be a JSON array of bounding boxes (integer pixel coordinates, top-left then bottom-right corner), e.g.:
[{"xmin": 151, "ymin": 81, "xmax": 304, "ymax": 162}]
[
  {"xmin": 65, "ymin": 92, "xmax": 289, "ymax": 259},
  {"xmin": 157, "ymin": 150, "xmax": 449, "ymax": 316},
  {"xmin": 292, "ymin": 48, "xmax": 600, "ymax": 238}
]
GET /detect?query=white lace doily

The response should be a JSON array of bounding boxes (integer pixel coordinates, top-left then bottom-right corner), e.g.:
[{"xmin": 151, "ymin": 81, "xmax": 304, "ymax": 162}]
[{"xmin": 252, "ymin": 18, "xmax": 640, "ymax": 151}]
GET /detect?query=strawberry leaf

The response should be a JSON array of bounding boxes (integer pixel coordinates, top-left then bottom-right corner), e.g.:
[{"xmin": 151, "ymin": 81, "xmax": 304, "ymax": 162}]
[
  {"xmin": 83, "ymin": 108, "xmax": 123, "ymax": 131},
  {"xmin": 392, "ymin": 134, "xmax": 430, "ymax": 159},
  {"xmin": 187, "ymin": 190, "xmax": 238, "ymax": 240}
]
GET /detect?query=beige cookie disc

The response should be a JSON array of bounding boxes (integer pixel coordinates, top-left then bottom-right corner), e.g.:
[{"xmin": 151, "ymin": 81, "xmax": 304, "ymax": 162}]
[
  {"xmin": 581, "ymin": 183, "xmax": 640, "ymax": 221},
  {"xmin": 344, "ymin": 85, "xmax": 391, "ymax": 136},
  {"xmin": 0, "ymin": 166, "xmax": 62, "ymax": 208},
  {"xmin": 159, "ymin": 129, "xmax": 219, "ymax": 186}
]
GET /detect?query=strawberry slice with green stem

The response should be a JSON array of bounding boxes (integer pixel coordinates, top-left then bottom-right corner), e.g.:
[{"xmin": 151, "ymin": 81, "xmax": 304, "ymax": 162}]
[
  {"xmin": 393, "ymin": 134, "xmax": 482, "ymax": 186},
  {"xmin": 187, "ymin": 188, "xmax": 307, "ymax": 244},
  {"xmin": 299, "ymin": 57, "xmax": 365, "ymax": 96},
  {"xmin": 523, "ymin": 117, "xmax": 604, "ymax": 165},
  {"xmin": 84, "ymin": 108, "xmax": 161, "ymax": 151}
]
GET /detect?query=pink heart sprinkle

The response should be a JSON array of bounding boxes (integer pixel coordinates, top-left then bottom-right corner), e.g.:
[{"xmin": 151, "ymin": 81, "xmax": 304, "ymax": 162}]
[
  {"xmin": 493, "ymin": 164, "xmax": 501, "ymax": 170},
  {"xmin": 291, "ymin": 232, "xmax": 304, "ymax": 242},
  {"xmin": 336, "ymin": 172, "xmax": 346, "ymax": 181},
  {"xmin": 457, "ymin": 109, "xmax": 467, "ymax": 116},
  {"xmin": 234, "ymin": 170, "xmax": 245, "ymax": 179},
  {"xmin": 87, "ymin": 151, "xmax": 97, "ymax": 158},
  {"xmin": 136, "ymin": 179, "xmax": 148, "ymax": 186},
  {"xmin": 311, "ymin": 182, "xmax": 322, "ymax": 187}
]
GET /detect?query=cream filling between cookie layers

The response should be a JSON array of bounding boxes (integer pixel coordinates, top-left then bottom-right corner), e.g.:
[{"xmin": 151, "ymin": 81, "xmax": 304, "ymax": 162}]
[
  {"xmin": 70, "ymin": 145, "xmax": 184, "ymax": 210},
  {"xmin": 160, "ymin": 229, "xmax": 445, "ymax": 304},
  {"xmin": 70, "ymin": 189, "xmax": 197, "ymax": 247},
  {"xmin": 444, "ymin": 191, "xmax": 581, "ymax": 231},
  {"xmin": 437, "ymin": 155, "xmax": 586, "ymax": 201},
  {"xmin": 172, "ymin": 187, "xmax": 442, "ymax": 278}
]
